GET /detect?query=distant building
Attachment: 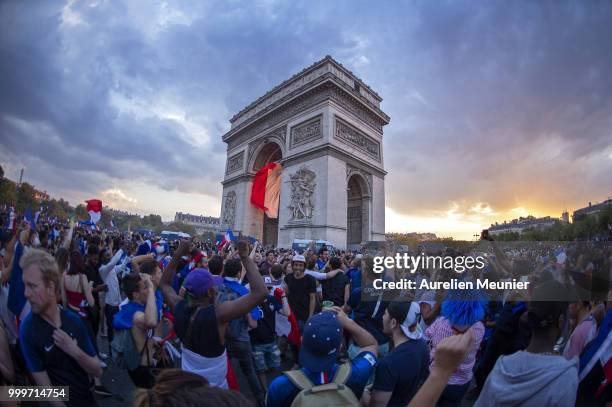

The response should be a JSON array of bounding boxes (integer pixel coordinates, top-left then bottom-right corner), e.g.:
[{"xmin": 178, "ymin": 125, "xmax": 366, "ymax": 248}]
[
  {"xmin": 572, "ymin": 199, "xmax": 612, "ymax": 222},
  {"xmin": 386, "ymin": 232, "xmax": 438, "ymax": 242},
  {"xmin": 561, "ymin": 211, "xmax": 569, "ymax": 223},
  {"xmin": 407, "ymin": 232, "xmax": 438, "ymax": 241},
  {"xmin": 107, "ymin": 208, "xmax": 139, "ymax": 217},
  {"xmin": 174, "ymin": 212, "xmax": 221, "ymax": 234},
  {"xmin": 33, "ymin": 189, "xmax": 49, "ymax": 201},
  {"xmin": 489, "ymin": 215, "xmax": 557, "ymax": 235},
  {"xmin": 418, "ymin": 241, "xmax": 446, "ymax": 254}
]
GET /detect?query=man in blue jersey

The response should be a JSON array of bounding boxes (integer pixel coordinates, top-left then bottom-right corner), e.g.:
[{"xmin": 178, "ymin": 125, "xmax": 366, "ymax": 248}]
[
  {"xmin": 266, "ymin": 306, "xmax": 378, "ymax": 407},
  {"xmin": 19, "ymin": 249, "xmax": 102, "ymax": 406}
]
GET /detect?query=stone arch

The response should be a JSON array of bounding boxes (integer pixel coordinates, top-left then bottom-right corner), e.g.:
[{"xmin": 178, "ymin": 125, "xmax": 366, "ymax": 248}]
[
  {"xmin": 251, "ymin": 140, "xmax": 283, "ymax": 245},
  {"xmin": 248, "ymin": 136, "xmax": 285, "ymax": 173},
  {"xmin": 347, "ymin": 172, "xmax": 371, "ymax": 246}
]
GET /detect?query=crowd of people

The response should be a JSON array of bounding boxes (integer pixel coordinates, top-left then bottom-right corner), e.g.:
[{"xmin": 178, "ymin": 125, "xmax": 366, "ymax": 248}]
[{"xmin": 0, "ymin": 205, "xmax": 610, "ymax": 406}]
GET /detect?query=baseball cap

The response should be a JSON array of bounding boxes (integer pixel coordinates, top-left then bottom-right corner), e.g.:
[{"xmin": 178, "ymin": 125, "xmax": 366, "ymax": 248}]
[
  {"xmin": 300, "ymin": 311, "xmax": 342, "ymax": 371},
  {"xmin": 400, "ymin": 302, "xmax": 423, "ymax": 340},
  {"xmin": 292, "ymin": 254, "xmax": 306, "ymax": 264},
  {"xmin": 184, "ymin": 268, "xmax": 222, "ymax": 297}
]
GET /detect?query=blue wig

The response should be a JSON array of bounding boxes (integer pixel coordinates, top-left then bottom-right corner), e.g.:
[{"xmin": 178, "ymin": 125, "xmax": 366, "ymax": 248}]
[{"xmin": 441, "ymin": 289, "xmax": 488, "ymax": 327}]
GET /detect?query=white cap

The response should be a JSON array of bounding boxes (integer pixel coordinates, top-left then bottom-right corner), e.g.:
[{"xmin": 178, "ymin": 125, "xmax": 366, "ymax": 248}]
[
  {"xmin": 400, "ymin": 302, "xmax": 423, "ymax": 340},
  {"xmin": 292, "ymin": 254, "xmax": 306, "ymax": 263}
]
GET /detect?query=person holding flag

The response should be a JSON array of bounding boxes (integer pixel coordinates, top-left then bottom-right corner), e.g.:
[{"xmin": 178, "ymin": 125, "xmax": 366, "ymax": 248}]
[
  {"xmin": 85, "ymin": 199, "xmax": 103, "ymax": 224},
  {"xmin": 217, "ymin": 229, "xmax": 236, "ymax": 251},
  {"xmin": 159, "ymin": 240, "xmax": 267, "ymax": 394}
]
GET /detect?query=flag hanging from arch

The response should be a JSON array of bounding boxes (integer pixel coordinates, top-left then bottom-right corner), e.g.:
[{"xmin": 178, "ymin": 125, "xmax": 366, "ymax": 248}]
[{"xmin": 250, "ymin": 162, "xmax": 282, "ymax": 218}]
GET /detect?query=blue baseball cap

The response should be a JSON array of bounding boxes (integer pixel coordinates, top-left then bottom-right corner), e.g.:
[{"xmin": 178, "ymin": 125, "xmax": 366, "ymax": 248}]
[
  {"xmin": 184, "ymin": 268, "xmax": 222, "ymax": 297},
  {"xmin": 300, "ymin": 311, "xmax": 342, "ymax": 372}
]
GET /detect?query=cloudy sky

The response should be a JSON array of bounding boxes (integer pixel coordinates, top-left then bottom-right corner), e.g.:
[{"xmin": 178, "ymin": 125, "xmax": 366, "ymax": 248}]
[{"xmin": 1, "ymin": 0, "xmax": 611, "ymax": 239}]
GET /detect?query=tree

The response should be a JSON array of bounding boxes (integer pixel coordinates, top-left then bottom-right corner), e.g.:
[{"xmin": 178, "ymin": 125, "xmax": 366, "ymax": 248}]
[
  {"xmin": 597, "ymin": 205, "xmax": 612, "ymax": 235},
  {"xmin": 142, "ymin": 214, "xmax": 163, "ymax": 228},
  {"xmin": 15, "ymin": 182, "xmax": 37, "ymax": 213},
  {"xmin": 42, "ymin": 198, "xmax": 70, "ymax": 220},
  {"xmin": 0, "ymin": 178, "xmax": 17, "ymax": 206},
  {"xmin": 75, "ymin": 204, "xmax": 88, "ymax": 221}
]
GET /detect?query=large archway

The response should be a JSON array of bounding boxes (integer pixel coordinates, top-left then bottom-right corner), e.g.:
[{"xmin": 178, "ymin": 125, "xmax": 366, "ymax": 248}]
[
  {"xmin": 253, "ymin": 141, "xmax": 282, "ymax": 246},
  {"xmin": 347, "ymin": 174, "xmax": 370, "ymax": 246}
]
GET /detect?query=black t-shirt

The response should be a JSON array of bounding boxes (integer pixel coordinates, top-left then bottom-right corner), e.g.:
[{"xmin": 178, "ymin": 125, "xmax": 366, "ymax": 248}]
[
  {"xmin": 321, "ymin": 271, "xmax": 349, "ymax": 306},
  {"xmin": 372, "ymin": 339, "xmax": 429, "ymax": 407},
  {"xmin": 249, "ymin": 295, "xmax": 282, "ymax": 345},
  {"xmin": 20, "ymin": 307, "xmax": 97, "ymax": 406},
  {"xmin": 284, "ymin": 274, "xmax": 316, "ymax": 322},
  {"xmin": 84, "ymin": 264, "xmax": 103, "ymax": 306},
  {"xmin": 174, "ymin": 300, "xmax": 224, "ymax": 357},
  {"xmin": 347, "ymin": 287, "xmax": 389, "ymax": 345}
]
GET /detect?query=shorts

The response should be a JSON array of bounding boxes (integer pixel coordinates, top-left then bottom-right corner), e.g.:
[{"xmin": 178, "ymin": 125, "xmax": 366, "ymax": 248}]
[{"xmin": 252, "ymin": 342, "xmax": 281, "ymax": 372}]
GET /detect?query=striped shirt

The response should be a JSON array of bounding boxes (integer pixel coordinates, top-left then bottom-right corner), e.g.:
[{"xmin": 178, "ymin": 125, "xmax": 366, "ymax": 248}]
[{"xmin": 426, "ymin": 317, "xmax": 485, "ymax": 385}]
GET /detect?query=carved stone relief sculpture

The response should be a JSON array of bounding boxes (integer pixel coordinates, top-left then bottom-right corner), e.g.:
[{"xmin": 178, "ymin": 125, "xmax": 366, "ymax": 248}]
[
  {"xmin": 287, "ymin": 167, "xmax": 316, "ymax": 221},
  {"xmin": 222, "ymin": 191, "xmax": 236, "ymax": 228}
]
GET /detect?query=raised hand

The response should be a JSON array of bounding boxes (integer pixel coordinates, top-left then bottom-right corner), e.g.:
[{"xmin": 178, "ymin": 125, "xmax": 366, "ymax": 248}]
[
  {"xmin": 52, "ymin": 329, "xmax": 80, "ymax": 358},
  {"xmin": 236, "ymin": 239, "xmax": 250, "ymax": 258},
  {"xmin": 431, "ymin": 328, "xmax": 474, "ymax": 378},
  {"xmin": 328, "ymin": 306, "xmax": 350, "ymax": 327},
  {"xmin": 174, "ymin": 240, "xmax": 192, "ymax": 259}
]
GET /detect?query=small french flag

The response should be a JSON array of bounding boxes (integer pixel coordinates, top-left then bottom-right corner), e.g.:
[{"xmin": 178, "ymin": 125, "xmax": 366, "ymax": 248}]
[
  {"xmin": 85, "ymin": 199, "xmax": 102, "ymax": 224},
  {"xmin": 217, "ymin": 229, "xmax": 236, "ymax": 251}
]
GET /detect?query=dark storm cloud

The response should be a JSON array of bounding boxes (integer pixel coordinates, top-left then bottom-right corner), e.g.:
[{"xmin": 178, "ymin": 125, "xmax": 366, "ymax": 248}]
[
  {"xmin": 0, "ymin": 0, "xmax": 358, "ymax": 204},
  {"xmin": 0, "ymin": 0, "xmax": 610, "ymax": 222}
]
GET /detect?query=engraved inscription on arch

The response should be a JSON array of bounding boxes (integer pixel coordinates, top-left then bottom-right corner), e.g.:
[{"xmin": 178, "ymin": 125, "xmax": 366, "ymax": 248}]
[
  {"xmin": 225, "ymin": 152, "xmax": 244, "ymax": 175},
  {"xmin": 334, "ymin": 117, "xmax": 380, "ymax": 161},
  {"xmin": 290, "ymin": 115, "xmax": 322, "ymax": 148}
]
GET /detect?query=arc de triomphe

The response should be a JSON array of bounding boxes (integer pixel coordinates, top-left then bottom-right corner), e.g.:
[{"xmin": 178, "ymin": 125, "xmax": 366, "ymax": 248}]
[{"xmin": 220, "ymin": 56, "xmax": 390, "ymax": 249}]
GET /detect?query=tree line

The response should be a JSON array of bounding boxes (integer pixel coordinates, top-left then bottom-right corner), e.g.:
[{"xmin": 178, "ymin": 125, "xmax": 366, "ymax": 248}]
[{"xmin": 0, "ymin": 165, "xmax": 199, "ymax": 237}]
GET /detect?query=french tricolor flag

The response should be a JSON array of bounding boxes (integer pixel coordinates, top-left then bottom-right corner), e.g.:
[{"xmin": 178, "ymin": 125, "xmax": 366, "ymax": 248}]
[
  {"xmin": 250, "ymin": 162, "xmax": 282, "ymax": 218},
  {"xmin": 217, "ymin": 229, "xmax": 235, "ymax": 251},
  {"xmin": 86, "ymin": 199, "xmax": 102, "ymax": 224}
]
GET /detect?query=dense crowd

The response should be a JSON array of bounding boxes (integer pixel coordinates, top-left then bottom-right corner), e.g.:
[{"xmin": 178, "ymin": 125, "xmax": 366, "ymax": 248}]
[{"xmin": 0, "ymin": 206, "xmax": 610, "ymax": 407}]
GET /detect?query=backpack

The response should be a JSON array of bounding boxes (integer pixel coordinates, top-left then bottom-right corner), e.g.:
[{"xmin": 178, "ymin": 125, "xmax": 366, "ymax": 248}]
[
  {"xmin": 111, "ymin": 328, "xmax": 148, "ymax": 371},
  {"xmin": 284, "ymin": 363, "xmax": 360, "ymax": 407}
]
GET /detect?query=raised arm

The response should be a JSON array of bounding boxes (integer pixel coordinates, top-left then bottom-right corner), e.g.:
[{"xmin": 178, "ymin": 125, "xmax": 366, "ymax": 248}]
[
  {"xmin": 306, "ymin": 268, "xmax": 342, "ymax": 281},
  {"xmin": 216, "ymin": 240, "xmax": 267, "ymax": 324},
  {"xmin": 133, "ymin": 274, "xmax": 158, "ymax": 329},
  {"xmin": 249, "ymin": 241, "xmax": 258, "ymax": 259},
  {"xmin": 131, "ymin": 253, "xmax": 154, "ymax": 274},
  {"xmin": 99, "ymin": 248, "xmax": 123, "ymax": 280},
  {"xmin": 407, "ymin": 329, "xmax": 473, "ymax": 407},
  {"xmin": 61, "ymin": 221, "xmax": 75, "ymax": 250},
  {"xmin": 160, "ymin": 241, "xmax": 191, "ymax": 312},
  {"xmin": 330, "ymin": 306, "xmax": 377, "ymax": 356}
]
